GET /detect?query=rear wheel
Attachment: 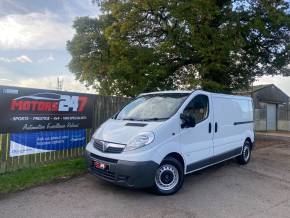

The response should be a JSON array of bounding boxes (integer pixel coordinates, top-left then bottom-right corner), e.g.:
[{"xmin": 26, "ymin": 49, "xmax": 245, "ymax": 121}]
[
  {"xmin": 237, "ymin": 140, "xmax": 252, "ymax": 165},
  {"xmin": 153, "ymin": 157, "xmax": 184, "ymax": 195}
]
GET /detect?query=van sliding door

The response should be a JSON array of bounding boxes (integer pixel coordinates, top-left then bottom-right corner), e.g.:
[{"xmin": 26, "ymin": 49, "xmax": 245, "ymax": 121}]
[{"xmin": 212, "ymin": 96, "xmax": 251, "ymax": 161}]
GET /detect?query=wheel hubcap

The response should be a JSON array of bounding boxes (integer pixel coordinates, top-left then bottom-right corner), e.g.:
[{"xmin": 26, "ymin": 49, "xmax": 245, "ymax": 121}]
[
  {"xmin": 155, "ymin": 164, "xmax": 179, "ymax": 191},
  {"xmin": 243, "ymin": 144, "xmax": 250, "ymax": 161}
]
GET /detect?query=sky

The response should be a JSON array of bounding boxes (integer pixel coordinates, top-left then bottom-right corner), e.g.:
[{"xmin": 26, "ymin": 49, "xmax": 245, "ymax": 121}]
[
  {"xmin": 0, "ymin": 0, "xmax": 289, "ymax": 95},
  {"xmin": 0, "ymin": 0, "xmax": 100, "ymax": 93}
]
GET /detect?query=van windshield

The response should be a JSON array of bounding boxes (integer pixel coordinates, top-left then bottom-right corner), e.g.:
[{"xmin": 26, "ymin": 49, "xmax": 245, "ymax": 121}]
[{"xmin": 115, "ymin": 93, "xmax": 190, "ymax": 121}]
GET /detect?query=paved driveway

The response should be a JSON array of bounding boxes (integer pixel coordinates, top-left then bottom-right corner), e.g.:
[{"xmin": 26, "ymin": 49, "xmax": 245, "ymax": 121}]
[{"xmin": 1, "ymin": 142, "xmax": 290, "ymax": 218}]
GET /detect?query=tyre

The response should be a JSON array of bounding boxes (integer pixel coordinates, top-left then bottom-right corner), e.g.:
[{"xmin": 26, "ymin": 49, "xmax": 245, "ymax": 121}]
[
  {"xmin": 237, "ymin": 140, "xmax": 252, "ymax": 165},
  {"xmin": 153, "ymin": 157, "xmax": 184, "ymax": 195}
]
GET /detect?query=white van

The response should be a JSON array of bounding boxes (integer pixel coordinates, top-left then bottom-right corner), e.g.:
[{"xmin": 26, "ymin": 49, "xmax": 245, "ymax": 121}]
[{"xmin": 85, "ymin": 90, "xmax": 254, "ymax": 195}]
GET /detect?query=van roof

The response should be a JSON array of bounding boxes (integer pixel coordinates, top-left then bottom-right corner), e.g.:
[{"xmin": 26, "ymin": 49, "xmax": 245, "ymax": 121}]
[
  {"xmin": 139, "ymin": 90, "xmax": 252, "ymax": 100},
  {"xmin": 139, "ymin": 90, "xmax": 193, "ymax": 96}
]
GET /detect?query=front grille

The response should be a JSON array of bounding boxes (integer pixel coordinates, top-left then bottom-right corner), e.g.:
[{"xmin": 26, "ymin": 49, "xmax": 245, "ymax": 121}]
[
  {"xmin": 90, "ymin": 153, "xmax": 118, "ymax": 163},
  {"xmin": 106, "ymin": 147, "xmax": 123, "ymax": 153},
  {"xmin": 93, "ymin": 139, "xmax": 125, "ymax": 154},
  {"xmin": 93, "ymin": 140, "xmax": 103, "ymax": 151}
]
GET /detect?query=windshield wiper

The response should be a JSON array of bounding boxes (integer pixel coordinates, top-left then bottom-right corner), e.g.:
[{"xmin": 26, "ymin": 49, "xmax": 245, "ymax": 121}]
[
  {"xmin": 139, "ymin": 117, "xmax": 169, "ymax": 121},
  {"xmin": 122, "ymin": 117, "xmax": 168, "ymax": 122},
  {"xmin": 123, "ymin": 118, "xmax": 138, "ymax": 121}
]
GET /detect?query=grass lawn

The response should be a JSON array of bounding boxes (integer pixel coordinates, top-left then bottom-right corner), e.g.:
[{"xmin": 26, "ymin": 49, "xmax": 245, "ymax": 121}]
[{"xmin": 0, "ymin": 158, "xmax": 87, "ymax": 194}]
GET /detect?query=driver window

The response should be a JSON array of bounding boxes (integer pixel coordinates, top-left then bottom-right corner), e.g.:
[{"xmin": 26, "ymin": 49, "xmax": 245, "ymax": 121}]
[{"xmin": 183, "ymin": 95, "xmax": 209, "ymax": 124}]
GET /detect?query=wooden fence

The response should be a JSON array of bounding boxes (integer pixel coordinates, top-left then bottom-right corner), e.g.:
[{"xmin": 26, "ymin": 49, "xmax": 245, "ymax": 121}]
[{"xmin": 0, "ymin": 95, "xmax": 129, "ymax": 174}]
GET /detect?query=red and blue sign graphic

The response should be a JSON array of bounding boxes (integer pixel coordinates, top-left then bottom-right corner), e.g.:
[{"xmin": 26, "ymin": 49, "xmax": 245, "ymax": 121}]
[
  {"xmin": 10, "ymin": 129, "xmax": 86, "ymax": 157},
  {"xmin": 0, "ymin": 85, "xmax": 95, "ymax": 134},
  {"xmin": 0, "ymin": 86, "xmax": 94, "ymax": 157}
]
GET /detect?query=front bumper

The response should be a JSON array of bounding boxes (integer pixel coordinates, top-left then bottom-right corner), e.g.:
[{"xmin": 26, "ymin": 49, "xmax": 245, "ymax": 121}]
[{"xmin": 85, "ymin": 151, "xmax": 159, "ymax": 188}]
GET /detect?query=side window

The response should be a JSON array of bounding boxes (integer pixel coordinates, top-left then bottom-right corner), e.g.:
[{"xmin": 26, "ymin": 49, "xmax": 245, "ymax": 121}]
[{"xmin": 183, "ymin": 94, "xmax": 209, "ymax": 124}]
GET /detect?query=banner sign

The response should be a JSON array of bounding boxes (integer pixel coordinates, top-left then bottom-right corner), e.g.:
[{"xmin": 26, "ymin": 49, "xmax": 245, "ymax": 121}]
[
  {"xmin": 10, "ymin": 129, "xmax": 86, "ymax": 157},
  {"xmin": 0, "ymin": 86, "xmax": 95, "ymax": 133}
]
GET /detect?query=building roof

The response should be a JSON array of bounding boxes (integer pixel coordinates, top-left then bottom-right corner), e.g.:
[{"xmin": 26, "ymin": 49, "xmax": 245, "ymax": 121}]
[
  {"xmin": 234, "ymin": 84, "xmax": 289, "ymax": 104},
  {"xmin": 251, "ymin": 84, "xmax": 273, "ymax": 92},
  {"xmin": 234, "ymin": 84, "xmax": 273, "ymax": 95}
]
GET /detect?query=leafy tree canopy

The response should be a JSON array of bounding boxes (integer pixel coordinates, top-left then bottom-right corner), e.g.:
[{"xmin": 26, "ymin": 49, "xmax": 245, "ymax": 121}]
[{"xmin": 67, "ymin": 0, "xmax": 290, "ymax": 96}]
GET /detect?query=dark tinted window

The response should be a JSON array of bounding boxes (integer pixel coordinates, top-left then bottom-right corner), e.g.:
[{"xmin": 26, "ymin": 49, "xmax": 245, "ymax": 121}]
[{"xmin": 183, "ymin": 94, "xmax": 209, "ymax": 124}]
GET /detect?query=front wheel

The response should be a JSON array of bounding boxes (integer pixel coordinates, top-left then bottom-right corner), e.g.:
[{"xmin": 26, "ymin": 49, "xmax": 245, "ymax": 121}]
[
  {"xmin": 153, "ymin": 157, "xmax": 184, "ymax": 195},
  {"xmin": 237, "ymin": 140, "xmax": 252, "ymax": 165}
]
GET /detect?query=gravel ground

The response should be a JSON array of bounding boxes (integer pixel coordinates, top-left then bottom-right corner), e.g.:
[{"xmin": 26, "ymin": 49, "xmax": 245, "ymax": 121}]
[{"xmin": 0, "ymin": 140, "xmax": 290, "ymax": 218}]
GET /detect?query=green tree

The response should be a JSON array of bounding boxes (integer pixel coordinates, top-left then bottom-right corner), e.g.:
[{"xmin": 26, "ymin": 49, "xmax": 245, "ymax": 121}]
[{"xmin": 67, "ymin": 0, "xmax": 290, "ymax": 96}]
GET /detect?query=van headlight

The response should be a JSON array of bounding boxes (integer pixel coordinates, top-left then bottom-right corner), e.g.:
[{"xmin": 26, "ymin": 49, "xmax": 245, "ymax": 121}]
[{"xmin": 124, "ymin": 132, "xmax": 155, "ymax": 151}]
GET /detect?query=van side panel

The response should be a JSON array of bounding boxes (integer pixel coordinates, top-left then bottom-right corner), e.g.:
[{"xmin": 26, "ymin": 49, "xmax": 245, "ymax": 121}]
[{"xmin": 212, "ymin": 95, "xmax": 253, "ymax": 160}]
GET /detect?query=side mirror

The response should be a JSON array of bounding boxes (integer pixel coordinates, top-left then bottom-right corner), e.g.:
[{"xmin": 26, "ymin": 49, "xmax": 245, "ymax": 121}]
[{"xmin": 180, "ymin": 113, "xmax": 196, "ymax": 128}]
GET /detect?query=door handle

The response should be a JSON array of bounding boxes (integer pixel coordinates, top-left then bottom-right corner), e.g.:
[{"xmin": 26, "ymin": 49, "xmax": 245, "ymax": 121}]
[
  {"xmin": 215, "ymin": 122, "xmax": 218, "ymax": 133},
  {"xmin": 209, "ymin": 123, "xmax": 212, "ymax": 133}
]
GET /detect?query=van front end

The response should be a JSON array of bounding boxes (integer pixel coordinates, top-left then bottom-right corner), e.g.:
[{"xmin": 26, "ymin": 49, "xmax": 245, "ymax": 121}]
[{"xmin": 85, "ymin": 137, "xmax": 159, "ymax": 189}]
